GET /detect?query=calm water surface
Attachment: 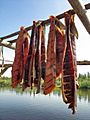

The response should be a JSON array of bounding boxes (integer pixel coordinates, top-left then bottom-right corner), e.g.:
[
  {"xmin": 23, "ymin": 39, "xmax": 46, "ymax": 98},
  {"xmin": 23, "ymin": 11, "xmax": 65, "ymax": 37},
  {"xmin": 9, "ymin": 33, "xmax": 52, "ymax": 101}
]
[{"xmin": 0, "ymin": 87, "xmax": 90, "ymax": 120}]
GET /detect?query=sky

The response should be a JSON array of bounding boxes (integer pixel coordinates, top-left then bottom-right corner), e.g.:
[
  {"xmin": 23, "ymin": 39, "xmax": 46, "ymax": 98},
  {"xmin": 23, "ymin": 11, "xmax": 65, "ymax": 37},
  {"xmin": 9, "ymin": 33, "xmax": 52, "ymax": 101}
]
[{"xmin": 0, "ymin": 0, "xmax": 90, "ymax": 77}]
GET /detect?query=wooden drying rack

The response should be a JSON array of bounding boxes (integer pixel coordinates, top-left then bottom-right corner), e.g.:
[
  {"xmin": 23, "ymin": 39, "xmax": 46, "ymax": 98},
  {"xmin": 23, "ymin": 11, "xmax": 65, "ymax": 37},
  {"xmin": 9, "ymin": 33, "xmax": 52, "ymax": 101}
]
[{"xmin": 0, "ymin": 2, "xmax": 90, "ymax": 76}]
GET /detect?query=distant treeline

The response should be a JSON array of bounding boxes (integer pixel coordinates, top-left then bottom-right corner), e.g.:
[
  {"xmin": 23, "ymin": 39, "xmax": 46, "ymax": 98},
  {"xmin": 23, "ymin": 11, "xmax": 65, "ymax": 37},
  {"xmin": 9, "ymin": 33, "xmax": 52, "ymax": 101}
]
[
  {"xmin": 78, "ymin": 72, "xmax": 90, "ymax": 79},
  {"xmin": 0, "ymin": 73, "xmax": 90, "ymax": 89},
  {"xmin": 78, "ymin": 72, "xmax": 90, "ymax": 89}
]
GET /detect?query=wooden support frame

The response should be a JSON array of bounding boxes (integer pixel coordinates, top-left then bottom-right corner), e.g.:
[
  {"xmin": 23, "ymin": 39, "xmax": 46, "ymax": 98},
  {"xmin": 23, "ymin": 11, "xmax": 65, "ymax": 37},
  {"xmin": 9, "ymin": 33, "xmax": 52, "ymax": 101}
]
[
  {"xmin": 0, "ymin": 61, "xmax": 90, "ymax": 68},
  {"xmin": 0, "ymin": 61, "xmax": 90, "ymax": 76},
  {"xmin": 8, "ymin": 39, "xmax": 17, "ymax": 43},
  {"xmin": 68, "ymin": 0, "xmax": 90, "ymax": 34},
  {"xmin": 77, "ymin": 61, "xmax": 90, "ymax": 65},
  {"xmin": 0, "ymin": 3, "xmax": 90, "ymax": 41},
  {"xmin": 0, "ymin": 2, "xmax": 90, "ymax": 75}
]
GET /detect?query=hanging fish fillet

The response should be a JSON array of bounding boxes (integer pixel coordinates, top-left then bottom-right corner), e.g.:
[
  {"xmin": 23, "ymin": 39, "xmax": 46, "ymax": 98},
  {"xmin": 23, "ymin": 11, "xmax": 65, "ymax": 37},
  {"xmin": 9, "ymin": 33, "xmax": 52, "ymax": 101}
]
[
  {"xmin": 55, "ymin": 20, "xmax": 66, "ymax": 78},
  {"xmin": 23, "ymin": 37, "xmax": 29, "ymax": 65},
  {"xmin": 23, "ymin": 22, "xmax": 36, "ymax": 89},
  {"xmin": 70, "ymin": 15, "xmax": 79, "ymax": 88},
  {"xmin": 41, "ymin": 26, "xmax": 46, "ymax": 80},
  {"xmin": 12, "ymin": 27, "xmax": 30, "ymax": 88},
  {"xmin": 62, "ymin": 13, "xmax": 78, "ymax": 114},
  {"xmin": 44, "ymin": 17, "xmax": 56, "ymax": 95},
  {"xmin": 34, "ymin": 25, "xmax": 41, "ymax": 93}
]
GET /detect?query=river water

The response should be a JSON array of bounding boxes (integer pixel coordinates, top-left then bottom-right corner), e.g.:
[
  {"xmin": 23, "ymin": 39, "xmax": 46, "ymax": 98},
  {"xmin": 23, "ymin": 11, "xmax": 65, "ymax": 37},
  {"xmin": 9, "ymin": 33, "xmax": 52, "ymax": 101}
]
[{"xmin": 0, "ymin": 87, "xmax": 90, "ymax": 120}]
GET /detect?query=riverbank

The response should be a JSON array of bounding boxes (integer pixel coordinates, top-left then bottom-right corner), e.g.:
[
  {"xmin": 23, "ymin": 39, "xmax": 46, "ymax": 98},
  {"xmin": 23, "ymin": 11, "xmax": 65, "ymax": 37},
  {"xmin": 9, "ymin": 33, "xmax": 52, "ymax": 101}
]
[{"xmin": 0, "ymin": 76, "xmax": 90, "ymax": 89}]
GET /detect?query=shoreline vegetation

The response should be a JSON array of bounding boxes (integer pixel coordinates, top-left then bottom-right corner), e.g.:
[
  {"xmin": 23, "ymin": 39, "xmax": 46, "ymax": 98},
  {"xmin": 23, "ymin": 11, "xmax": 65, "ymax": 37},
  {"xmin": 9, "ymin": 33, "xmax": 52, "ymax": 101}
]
[{"xmin": 0, "ymin": 72, "xmax": 90, "ymax": 89}]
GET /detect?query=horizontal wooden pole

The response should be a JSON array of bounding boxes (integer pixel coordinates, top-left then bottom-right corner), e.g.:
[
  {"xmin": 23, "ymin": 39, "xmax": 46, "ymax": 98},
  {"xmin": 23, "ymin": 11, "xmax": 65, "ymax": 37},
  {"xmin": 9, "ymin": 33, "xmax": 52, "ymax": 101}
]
[
  {"xmin": 0, "ymin": 61, "xmax": 90, "ymax": 68},
  {"xmin": 0, "ymin": 64, "xmax": 12, "ymax": 67},
  {"xmin": 0, "ymin": 42, "xmax": 15, "ymax": 50},
  {"xmin": 77, "ymin": 61, "xmax": 90, "ymax": 65},
  {"xmin": 8, "ymin": 39, "xmax": 17, "ymax": 43},
  {"xmin": 0, "ymin": 3, "xmax": 90, "ymax": 41},
  {"xmin": 0, "ymin": 61, "xmax": 90, "ymax": 76},
  {"xmin": 85, "ymin": 3, "xmax": 90, "ymax": 9}
]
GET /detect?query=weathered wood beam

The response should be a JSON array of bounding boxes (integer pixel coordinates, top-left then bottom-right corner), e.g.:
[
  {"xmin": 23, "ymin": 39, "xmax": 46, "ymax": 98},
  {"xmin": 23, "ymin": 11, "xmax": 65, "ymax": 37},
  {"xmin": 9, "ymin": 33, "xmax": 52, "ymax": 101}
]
[
  {"xmin": 0, "ymin": 64, "xmax": 12, "ymax": 76},
  {"xmin": 0, "ymin": 38, "xmax": 4, "ymax": 43},
  {"xmin": 68, "ymin": 0, "xmax": 90, "ymax": 34},
  {"xmin": 0, "ymin": 66, "xmax": 11, "ymax": 76},
  {"xmin": 0, "ymin": 3, "xmax": 90, "ymax": 41},
  {"xmin": 0, "ymin": 64, "xmax": 12, "ymax": 67},
  {"xmin": 0, "ymin": 61, "xmax": 90, "ymax": 68},
  {"xmin": 0, "ymin": 42, "xmax": 15, "ymax": 50},
  {"xmin": 85, "ymin": 3, "xmax": 90, "ymax": 10},
  {"xmin": 8, "ymin": 38, "xmax": 17, "ymax": 43},
  {"xmin": 77, "ymin": 61, "xmax": 90, "ymax": 65},
  {"xmin": 0, "ymin": 60, "xmax": 90, "ymax": 76}
]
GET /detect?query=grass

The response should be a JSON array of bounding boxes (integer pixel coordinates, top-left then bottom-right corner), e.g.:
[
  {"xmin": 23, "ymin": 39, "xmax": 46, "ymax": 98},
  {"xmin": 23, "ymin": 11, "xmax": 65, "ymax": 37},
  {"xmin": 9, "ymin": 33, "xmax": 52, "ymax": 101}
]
[
  {"xmin": 0, "ymin": 77, "xmax": 11, "ymax": 87},
  {"xmin": 78, "ymin": 78, "xmax": 90, "ymax": 89}
]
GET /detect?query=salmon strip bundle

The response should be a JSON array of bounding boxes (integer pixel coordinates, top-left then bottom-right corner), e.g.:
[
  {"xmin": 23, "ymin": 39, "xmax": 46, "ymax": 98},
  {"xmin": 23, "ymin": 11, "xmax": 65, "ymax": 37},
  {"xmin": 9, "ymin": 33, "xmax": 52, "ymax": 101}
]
[
  {"xmin": 62, "ymin": 13, "xmax": 78, "ymax": 114},
  {"xmin": 70, "ymin": 15, "xmax": 78, "ymax": 87},
  {"xmin": 41, "ymin": 26, "xmax": 46, "ymax": 80},
  {"xmin": 44, "ymin": 17, "xmax": 56, "ymax": 95},
  {"xmin": 23, "ymin": 22, "xmax": 36, "ymax": 89},
  {"xmin": 55, "ymin": 20, "xmax": 66, "ymax": 78},
  {"xmin": 12, "ymin": 27, "xmax": 30, "ymax": 88},
  {"xmin": 34, "ymin": 25, "xmax": 41, "ymax": 93}
]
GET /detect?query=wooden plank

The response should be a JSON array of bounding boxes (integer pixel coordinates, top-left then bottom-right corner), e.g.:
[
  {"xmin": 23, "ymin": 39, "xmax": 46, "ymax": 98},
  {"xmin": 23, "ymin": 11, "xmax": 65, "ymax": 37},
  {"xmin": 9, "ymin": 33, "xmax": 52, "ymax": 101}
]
[
  {"xmin": 0, "ymin": 3, "xmax": 90, "ymax": 41},
  {"xmin": 68, "ymin": 0, "xmax": 90, "ymax": 34}
]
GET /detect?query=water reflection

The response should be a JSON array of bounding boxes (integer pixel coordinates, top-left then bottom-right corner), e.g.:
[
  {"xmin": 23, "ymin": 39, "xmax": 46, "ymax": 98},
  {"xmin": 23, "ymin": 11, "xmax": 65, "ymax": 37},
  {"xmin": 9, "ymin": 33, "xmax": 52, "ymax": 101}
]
[
  {"xmin": 0, "ymin": 87, "xmax": 61, "ymax": 97},
  {"xmin": 0, "ymin": 87, "xmax": 90, "ymax": 120},
  {"xmin": 78, "ymin": 89, "xmax": 90, "ymax": 103},
  {"xmin": 0, "ymin": 87, "xmax": 90, "ymax": 103}
]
